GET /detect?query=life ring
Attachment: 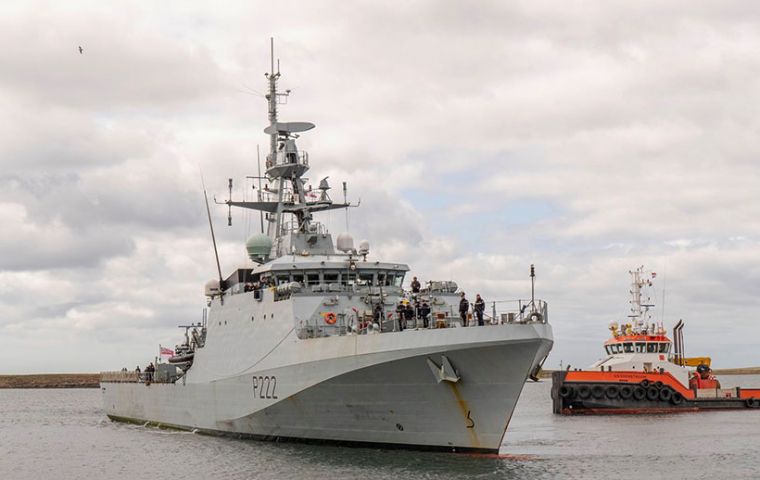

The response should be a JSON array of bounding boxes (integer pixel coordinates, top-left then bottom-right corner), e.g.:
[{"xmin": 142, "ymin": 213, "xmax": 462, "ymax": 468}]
[{"xmin": 324, "ymin": 312, "xmax": 337, "ymax": 325}]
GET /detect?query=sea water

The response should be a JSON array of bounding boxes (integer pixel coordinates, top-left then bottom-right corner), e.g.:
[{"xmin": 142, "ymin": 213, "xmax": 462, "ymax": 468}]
[{"xmin": 1, "ymin": 376, "xmax": 759, "ymax": 479}]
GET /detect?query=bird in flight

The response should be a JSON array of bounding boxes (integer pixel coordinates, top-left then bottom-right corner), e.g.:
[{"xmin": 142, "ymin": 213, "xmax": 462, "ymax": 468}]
[{"xmin": 78, "ymin": 46, "xmax": 83, "ymax": 54}]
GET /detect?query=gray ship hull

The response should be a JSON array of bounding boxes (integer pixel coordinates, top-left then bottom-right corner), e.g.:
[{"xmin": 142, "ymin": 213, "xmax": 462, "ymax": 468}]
[{"xmin": 103, "ymin": 324, "xmax": 552, "ymax": 453}]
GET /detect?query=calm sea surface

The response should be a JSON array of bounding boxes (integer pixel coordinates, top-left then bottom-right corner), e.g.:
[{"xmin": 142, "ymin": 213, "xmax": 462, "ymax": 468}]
[{"xmin": 2, "ymin": 375, "xmax": 759, "ymax": 480}]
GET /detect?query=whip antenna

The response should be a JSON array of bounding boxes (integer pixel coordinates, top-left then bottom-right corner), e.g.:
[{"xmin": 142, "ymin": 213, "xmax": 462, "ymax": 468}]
[{"xmin": 202, "ymin": 175, "xmax": 225, "ymax": 298}]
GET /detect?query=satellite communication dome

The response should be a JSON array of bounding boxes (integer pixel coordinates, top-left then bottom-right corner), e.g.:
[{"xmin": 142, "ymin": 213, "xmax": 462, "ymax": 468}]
[
  {"xmin": 204, "ymin": 279, "xmax": 221, "ymax": 297},
  {"xmin": 358, "ymin": 239, "xmax": 370, "ymax": 255},
  {"xmin": 336, "ymin": 232, "xmax": 354, "ymax": 253},
  {"xmin": 246, "ymin": 234, "xmax": 273, "ymax": 260}
]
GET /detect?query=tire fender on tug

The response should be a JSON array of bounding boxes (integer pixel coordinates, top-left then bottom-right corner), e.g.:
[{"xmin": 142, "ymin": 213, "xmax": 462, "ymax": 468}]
[
  {"xmin": 559, "ymin": 385, "xmax": 575, "ymax": 399},
  {"xmin": 659, "ymin": 388, "xmax": 673, "ymax": 402},
  {"xmin": 619, "ymin": 385, "xmax": 634, "ymax": 400},
  {"xmin": 646, "ymin": 386, "xmax": 660, "ymax": 401},
  {"xmin": 633, "ymin": 386, "xmax": 647, "ymax": 401},
  {"xmin": 605, "ymin": 385, "xmax": 620, "ymax": 399},
  {"xmin": 591, "ymin": 385, "xmax": 605, "ymax": 399},
  {"xmin": 577, "ymin": 385, "xmax": 591, "ymax": 399}
]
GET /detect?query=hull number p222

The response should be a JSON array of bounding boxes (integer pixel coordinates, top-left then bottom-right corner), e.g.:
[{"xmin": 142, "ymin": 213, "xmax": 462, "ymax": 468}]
[{"xmin": 253, "ymin": 375, "xmax": 278, "ymax": 399}]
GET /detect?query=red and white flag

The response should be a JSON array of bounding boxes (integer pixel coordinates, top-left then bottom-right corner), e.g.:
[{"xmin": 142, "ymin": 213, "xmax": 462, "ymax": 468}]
[
  {"xmin": 159, "ymin": 345, "xmax": 174, "ymax": 357},
  {"xmin": 651, "ymin": 272, "xmax": 657, "ymax": 278}
]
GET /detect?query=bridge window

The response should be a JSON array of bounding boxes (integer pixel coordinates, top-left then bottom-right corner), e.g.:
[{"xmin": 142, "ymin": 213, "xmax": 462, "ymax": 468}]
[
  {"xmin": 647, "ymin": 343, "xmax": 658, "ymax": 353},
  {"xmin": 358, "ymin": 272, "xmax": 375, "ymax": 286},
  {"xmin": 292, "ymin": 274, "xmax": 304, "ymax": 284},
  {"xmin": 305, "ymin": 272, "xmax": 320, "ymax": 286},
  {"xmin": 324, "ymin": 272, "xmax": 339, "ymax": 284},
  {"xmin": 623, "ymin": 343, "xmax": 634, "ymax": 353},
  {"xmin": 342, "ymin": 273, "xmax": 357, "ymax": 285},
  {"xmin": 635, "ymin": 342, "xmax": 646, "ymax": 353},
  {"xmin": 659, "ymin": 343, "xmax": 670, "ymax": 353},
  {"xmin": 612, "ymin": 344, "xmax": 622, "ymax": 354}
]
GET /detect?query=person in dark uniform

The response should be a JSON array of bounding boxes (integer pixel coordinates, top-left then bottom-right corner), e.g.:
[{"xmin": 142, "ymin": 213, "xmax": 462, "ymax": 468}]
[
  {"xmin": 459, "ymin": 292, "xmax": 470, "ymax": 326},
  {"xmin": 419, "ymin": 300, "xmax": 431, "ymax": 328},
  {"xmin": 396, "ymin": 301, "xmax": 406, "ymax": 331},
  {"xmin": 373, "ymin": 303, "xmax": 383, "ymax": 324},
  {"xmin": 404, "ymin": 301, "xmax": 415, "ymax": 328},
  {"xmin": 474, "ymin": 294, "xmax": 485, "ymax": 326},
  {"xmin": 410, "ymin": 276, "xmax": 421, "ymax": 293},
  {"xmin": 145, "ymin": 362, "xmax": 155, "ymax": 383}
]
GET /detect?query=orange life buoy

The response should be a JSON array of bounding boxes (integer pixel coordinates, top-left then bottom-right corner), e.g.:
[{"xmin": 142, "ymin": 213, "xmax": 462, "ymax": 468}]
[{"xmin": 324, "ymin": 312, "xmax": 337, "ymax": 325}]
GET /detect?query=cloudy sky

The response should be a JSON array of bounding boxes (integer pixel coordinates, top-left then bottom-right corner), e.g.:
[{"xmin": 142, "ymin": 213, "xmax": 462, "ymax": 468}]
[{"xmin": 2, "ymin": 1, "xmax": 759, "ymax": 373}]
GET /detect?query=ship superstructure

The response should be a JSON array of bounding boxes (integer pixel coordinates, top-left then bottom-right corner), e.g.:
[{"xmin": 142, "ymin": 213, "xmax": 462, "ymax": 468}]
[{"xmin": 100, "ymin": 40, "xmax": 554, "ymax": 453}]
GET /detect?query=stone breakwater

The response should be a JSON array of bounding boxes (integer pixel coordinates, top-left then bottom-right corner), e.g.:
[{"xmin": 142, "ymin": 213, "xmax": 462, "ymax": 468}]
[{"xmin": 0, "ymin": 374, "xmax": 100, "ymax": 388}]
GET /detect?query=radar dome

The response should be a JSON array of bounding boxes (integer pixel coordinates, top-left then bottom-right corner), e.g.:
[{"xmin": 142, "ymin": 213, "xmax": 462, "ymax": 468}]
[
  {"xmin": 336, "ymin": 232, "xmax": 354, "ymax": 253},
  {"xmin": 246, "ymin": 234, "xmax": 273, "ymax": 260}
]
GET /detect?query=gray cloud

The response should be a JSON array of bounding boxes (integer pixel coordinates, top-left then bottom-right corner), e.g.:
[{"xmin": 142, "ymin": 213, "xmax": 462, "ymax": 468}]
[{"xmin": 2, "ymin": 1, "xmax": 760, "ymax": 372}]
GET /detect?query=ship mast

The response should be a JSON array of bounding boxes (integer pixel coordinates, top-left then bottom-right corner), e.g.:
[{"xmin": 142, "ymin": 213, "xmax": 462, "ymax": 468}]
[
  {"xmin": 265, "ymin": 38, "xmax": 287, "ymax": 254},
  {"xmin": 628, "ymin": 266, "xmax": 657, "ymax": 334},
  {"xmin": 221, "ymin": 38, "xmax": 351, "ymax": 260}
]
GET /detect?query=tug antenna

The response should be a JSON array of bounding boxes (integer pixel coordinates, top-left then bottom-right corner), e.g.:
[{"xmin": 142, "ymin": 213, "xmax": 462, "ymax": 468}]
[
  {"xmin": 227, "ymin": 178, "xmax": 233, "ymax": 226},
  {"xmin": 530, "ymin": 264, "xmax": 536, "ymax": 311}
]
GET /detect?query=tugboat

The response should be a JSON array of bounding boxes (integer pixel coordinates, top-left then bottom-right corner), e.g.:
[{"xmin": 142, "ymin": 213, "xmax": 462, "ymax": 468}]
[
  {"xmin": 99, "ymin": 40, "xmax": 554, "ymax": 453},
  {"xmin": 552, "ymin": 267, "xmax": 760, "ymax": 415}
]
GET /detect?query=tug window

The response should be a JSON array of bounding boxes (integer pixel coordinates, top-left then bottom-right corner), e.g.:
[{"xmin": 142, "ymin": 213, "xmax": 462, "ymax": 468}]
[
  {"xmin": 605, "ymin": 346, "xmax": 612, "ymax": 355},
  {"xmin": 612, "ymin": 344, "xmax": 622, "ymax": 354},
  {"xmin": 623, "ymin": 343, "xmax": 634, "ymax": 353},
  {"xmin": 343, "ymin": 273, "xmax": 357, "ymax": 285},
  {"xmin": 635, "ymin": 342, "xmax": 646, "ymax": 353},
  {"xmin": 659, "ymin": 343, "xmax": 670, "ymax": 353},
  {"xmin": 377, "ymin": 273, "xmax": 388, "ymax": 286},
  {"xmin": 306, "ymin": 272, "xmax": 320, "ymax": 286},
  {"xmin": 323, "ymin": 272, "xmax": 339, "ymax": 284},
  {"xmin": 292, "ymin": 274, "xmax": 304, "ymax": 284},
  {"xmin": 647, "ymin": 343, "xmax": 658, "ymax": 353}
]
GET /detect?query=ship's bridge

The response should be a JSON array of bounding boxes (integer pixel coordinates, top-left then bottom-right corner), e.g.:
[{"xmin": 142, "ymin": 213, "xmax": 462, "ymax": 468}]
[
  {"xmin": 220, "ymin": 256, "xmax": 410, "ymax": 295},
  {"xmin": 603, "ymin": 335, "xmax": 671, "ymax": 355}
]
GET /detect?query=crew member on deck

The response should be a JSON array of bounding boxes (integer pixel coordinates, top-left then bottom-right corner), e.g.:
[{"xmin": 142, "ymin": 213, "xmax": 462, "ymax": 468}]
[
  {"xmin": 396, "ymin": 301, "xmax": 406, "ymax": 331},
  {"xmin": 410, "ymin": 276, "xmax": 421, "ymax": 293},
  {"xmin": 459, "ymin": 292, "xmax": 470, "ymax": 326},
  {"xmin": 474, "ymin": 294, "xmax": 485, "ymax": 326},
  {"xmin": 690, "ymin": 364, "xmax": 721, "ymax": 389},
  {"xmin": 419, "ymin": 300, "xmax": 431, "ymax": 328}
]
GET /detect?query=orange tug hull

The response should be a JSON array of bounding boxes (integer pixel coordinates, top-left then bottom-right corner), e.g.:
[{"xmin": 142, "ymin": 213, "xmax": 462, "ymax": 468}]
[{"xmin": 551, "ymin": 371, "xmax": 760, "ymax": 415}]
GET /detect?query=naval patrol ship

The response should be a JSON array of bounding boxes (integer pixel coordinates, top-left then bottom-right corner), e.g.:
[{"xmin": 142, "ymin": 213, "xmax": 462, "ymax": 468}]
[{"xmin": 100, "ymin": 41, "xmax": 554, "ymax": 453}]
